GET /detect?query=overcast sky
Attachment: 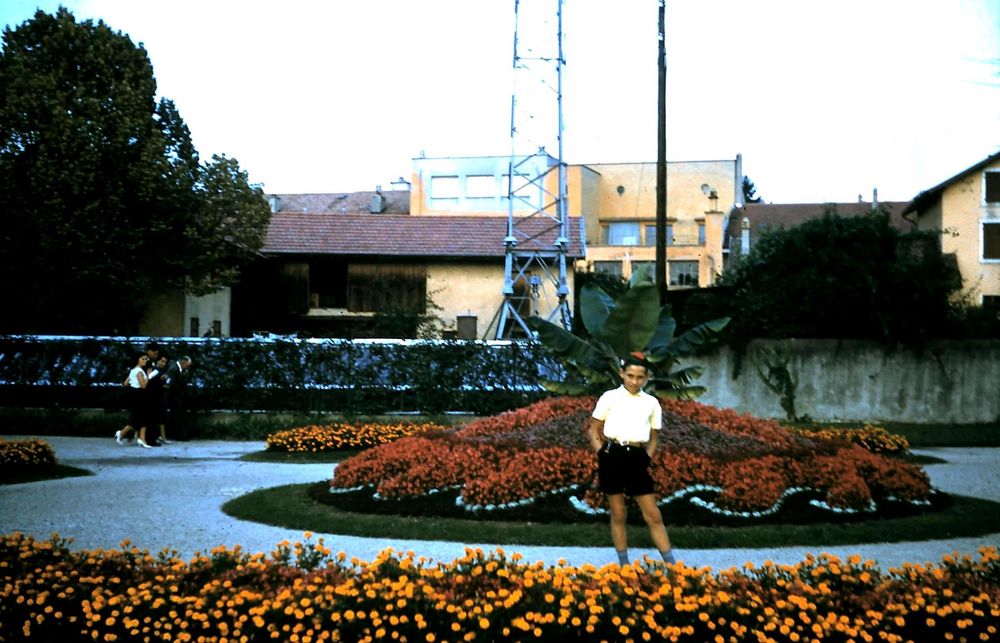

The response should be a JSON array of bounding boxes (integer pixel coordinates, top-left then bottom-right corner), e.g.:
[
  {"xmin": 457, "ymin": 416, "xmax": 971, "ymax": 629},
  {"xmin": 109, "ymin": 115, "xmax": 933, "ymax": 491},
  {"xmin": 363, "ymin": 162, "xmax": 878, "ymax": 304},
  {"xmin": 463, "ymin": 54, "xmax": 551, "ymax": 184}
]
[{"xmin": 2, "ymin": 0, "xmax": 998, "ymax": 203}]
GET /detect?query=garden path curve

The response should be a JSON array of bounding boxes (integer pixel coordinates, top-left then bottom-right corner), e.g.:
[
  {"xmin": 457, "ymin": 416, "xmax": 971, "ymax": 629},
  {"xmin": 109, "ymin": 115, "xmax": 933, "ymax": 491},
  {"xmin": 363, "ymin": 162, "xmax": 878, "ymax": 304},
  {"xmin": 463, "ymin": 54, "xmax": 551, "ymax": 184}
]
[{"xmin": 1, "ymin": 436, "xmax": 997, "ymax": 570}]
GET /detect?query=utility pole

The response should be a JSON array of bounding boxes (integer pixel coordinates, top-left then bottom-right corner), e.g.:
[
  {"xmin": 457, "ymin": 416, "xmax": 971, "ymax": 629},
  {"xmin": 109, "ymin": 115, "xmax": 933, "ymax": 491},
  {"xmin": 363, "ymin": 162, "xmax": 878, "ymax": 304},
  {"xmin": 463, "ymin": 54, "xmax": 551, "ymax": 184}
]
[{"xmin": 655, "ymin": 0, "xmax": 668, "ymax": 304}]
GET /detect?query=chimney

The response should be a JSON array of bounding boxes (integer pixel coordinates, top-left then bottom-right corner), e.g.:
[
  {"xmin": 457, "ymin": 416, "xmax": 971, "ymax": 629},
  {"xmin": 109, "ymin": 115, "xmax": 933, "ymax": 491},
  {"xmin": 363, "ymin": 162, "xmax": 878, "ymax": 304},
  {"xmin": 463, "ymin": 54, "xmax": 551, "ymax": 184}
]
[
  {"xmin": 872, "ymin": 188, "xmax": 878, "ymax": 209},
  {"xmin": 740, "ymin": 217, "xmax": 750, "ymax": 255},
  {"xmin": 370, "ymin": 185, "xmax": 387, "ymax": 214}
]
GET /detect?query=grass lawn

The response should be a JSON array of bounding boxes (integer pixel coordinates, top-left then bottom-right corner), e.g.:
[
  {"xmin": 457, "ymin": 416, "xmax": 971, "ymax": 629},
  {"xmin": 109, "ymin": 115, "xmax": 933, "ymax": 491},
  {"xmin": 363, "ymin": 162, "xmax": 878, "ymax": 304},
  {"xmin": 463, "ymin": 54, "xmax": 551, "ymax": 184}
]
[
  {"xmin": 222, "ymin": 482, "xmax": 1000, "ymax": 549},
  {"xmin": 0, "ymin": 464, "xmax": 92, "ymax": 485}
]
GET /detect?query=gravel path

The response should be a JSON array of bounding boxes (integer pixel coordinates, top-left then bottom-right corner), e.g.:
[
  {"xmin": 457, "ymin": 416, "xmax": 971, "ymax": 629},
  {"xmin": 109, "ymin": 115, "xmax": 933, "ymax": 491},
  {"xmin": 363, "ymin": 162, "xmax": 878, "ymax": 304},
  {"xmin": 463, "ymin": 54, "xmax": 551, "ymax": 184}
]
[{"xmin": 1, "ymin": 436, "xmax": 997, "ymax": 570}]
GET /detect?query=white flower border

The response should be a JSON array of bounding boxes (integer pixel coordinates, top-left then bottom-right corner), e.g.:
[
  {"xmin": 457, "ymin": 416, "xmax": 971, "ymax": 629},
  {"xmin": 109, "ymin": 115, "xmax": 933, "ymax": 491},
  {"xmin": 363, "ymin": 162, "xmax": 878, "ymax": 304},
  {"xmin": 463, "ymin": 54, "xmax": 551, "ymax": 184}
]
[{"xmin": 331, "ymin": 478, "xmax": 939, "ymax": 519}]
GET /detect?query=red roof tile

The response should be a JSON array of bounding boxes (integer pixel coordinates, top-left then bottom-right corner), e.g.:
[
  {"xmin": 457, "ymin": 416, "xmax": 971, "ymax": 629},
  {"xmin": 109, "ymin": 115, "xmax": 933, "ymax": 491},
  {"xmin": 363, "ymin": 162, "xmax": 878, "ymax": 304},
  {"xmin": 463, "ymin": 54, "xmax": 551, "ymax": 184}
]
[
  {"xmin": 724, "ymin": 201, "xmax": 913, "ymax": 248},
  {"xmin": 263, "ymin": 213, "xmax": 585, "ymax": 259}
]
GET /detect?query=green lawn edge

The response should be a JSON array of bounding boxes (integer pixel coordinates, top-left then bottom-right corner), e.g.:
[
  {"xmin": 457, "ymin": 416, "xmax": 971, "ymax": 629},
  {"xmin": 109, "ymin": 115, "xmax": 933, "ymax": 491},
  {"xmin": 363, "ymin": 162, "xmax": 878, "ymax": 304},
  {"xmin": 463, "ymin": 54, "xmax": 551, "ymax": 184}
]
[
  {"xmin": 238, "ymin": 450, "xmax": 358, "ymax": 464},
  {"xmin": 0, "ymin": 464, "xmax": 93, "ymax": 486},
  {"xmin": 222, "ymin": 482, "xmax": 1000, "ymax": 549}
]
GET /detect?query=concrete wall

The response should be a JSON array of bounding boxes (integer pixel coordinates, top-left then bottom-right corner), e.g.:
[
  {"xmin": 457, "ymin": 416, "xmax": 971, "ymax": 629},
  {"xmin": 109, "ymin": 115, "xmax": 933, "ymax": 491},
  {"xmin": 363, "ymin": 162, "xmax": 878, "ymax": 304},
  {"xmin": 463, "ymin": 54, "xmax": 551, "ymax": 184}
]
[{"xmin": 685, "ymin": 338, "xmax": 1000, "ymax": 424}]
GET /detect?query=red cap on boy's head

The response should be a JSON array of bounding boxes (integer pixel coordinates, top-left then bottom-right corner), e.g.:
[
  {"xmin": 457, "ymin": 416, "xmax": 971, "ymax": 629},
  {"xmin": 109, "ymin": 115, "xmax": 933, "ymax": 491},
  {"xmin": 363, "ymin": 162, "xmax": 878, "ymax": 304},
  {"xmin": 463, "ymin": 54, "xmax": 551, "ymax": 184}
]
[{"xmin": 621, "ymin": 351, "xmax": 651, "ymax": 368}]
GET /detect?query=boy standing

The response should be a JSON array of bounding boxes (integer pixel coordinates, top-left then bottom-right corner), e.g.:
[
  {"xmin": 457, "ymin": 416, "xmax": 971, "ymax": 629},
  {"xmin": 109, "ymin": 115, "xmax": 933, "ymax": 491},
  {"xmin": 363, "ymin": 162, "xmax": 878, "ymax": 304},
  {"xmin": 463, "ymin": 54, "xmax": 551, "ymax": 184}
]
[{"xmin": 588, "ymin": 352, "xmax": 676, "ymax": 565}]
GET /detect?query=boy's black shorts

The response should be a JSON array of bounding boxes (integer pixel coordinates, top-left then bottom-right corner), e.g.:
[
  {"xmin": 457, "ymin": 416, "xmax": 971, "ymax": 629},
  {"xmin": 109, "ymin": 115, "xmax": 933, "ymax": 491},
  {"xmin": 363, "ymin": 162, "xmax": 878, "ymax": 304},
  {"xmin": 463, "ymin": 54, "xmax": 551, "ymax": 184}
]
[{"xmin": 597, "ymin": 442, "xmax": 654, "ymax": 496}]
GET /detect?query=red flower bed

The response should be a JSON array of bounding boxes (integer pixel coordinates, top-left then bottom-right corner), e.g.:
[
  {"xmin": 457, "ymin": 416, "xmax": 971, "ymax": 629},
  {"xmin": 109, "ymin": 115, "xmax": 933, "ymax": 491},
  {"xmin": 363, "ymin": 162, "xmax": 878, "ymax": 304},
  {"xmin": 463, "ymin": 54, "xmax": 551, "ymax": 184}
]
[{"xmin": 331, "ymin": 397, "xmax": 934, "ymax": 519}]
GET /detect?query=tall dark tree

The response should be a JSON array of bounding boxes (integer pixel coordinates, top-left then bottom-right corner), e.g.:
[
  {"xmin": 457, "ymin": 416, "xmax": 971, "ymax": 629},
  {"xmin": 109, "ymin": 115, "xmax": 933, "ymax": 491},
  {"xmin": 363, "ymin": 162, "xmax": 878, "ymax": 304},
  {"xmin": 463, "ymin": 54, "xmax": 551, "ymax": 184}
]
[
  {"xmin": 742, "ymin": 175, "xmax": 764, "ymax": 203},
  {"xmin": 683, "ymin": 208, "xmax": 963, "ymax": 353},
  {"xmin": 0, "ymin": 9, "xmax": 270, "ymax": 334}
]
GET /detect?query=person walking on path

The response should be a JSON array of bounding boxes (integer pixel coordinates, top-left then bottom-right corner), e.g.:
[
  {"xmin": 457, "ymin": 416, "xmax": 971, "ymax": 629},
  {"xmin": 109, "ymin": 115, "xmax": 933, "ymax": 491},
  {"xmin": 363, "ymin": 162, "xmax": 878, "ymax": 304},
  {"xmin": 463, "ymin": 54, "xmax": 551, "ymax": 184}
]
[
  {"xmin": 588, "ymin": 351, "xmax": 676, "ymax": 566},
  {"xmin": 145, "ymin": 354, "xmax": 172, "ymax": 445},
  {"xmin": 164, "ymin": 356, "xmax": 193, "ymax": 440},
  {"xmin": 115, "ymin": 353, "xmax": 153, "ymax": 448}
]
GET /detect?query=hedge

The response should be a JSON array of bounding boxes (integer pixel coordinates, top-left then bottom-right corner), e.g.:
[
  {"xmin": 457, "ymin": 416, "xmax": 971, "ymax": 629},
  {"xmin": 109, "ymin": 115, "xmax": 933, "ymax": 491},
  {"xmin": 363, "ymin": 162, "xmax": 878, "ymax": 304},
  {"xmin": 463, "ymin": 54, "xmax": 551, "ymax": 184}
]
[{"xmin": 0, "ymin": 335, "xmax": 560, "ymax": 415}]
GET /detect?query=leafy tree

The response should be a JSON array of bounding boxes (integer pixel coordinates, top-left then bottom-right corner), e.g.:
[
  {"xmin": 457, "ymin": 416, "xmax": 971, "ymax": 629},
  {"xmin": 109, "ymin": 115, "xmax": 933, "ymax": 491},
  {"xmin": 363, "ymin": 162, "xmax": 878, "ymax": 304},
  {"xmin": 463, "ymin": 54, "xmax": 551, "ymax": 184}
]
[
  {"xmin": 528, "ymin": 273, "xmax": 729, "ymax": 398},
  {"xmin": 0, "ymin": 9, "xmax": 270, "ymax": 334},
  {"xmin": 682, "ymin": 208, "xmax": 963, "ymax": 357}
]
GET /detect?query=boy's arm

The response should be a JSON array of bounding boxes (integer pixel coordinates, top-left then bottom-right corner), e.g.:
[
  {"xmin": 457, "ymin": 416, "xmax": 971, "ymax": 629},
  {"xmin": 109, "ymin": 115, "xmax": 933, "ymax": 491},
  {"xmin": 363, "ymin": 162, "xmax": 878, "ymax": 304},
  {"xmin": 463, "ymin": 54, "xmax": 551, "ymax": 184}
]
[
  {"xmin": 646, "ymin": 427, "xmax": 658, "ymax": 457},
  {"xmin": 588, "ymin": 418, "xmax": 605, "ymax": 453}
]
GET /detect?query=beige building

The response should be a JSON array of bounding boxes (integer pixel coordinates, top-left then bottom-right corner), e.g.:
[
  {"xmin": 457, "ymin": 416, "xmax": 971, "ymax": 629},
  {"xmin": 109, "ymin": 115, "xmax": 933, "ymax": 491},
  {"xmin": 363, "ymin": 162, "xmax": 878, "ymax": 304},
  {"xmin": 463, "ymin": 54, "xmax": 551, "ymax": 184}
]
[
  {"xmin": 408, "ymin": 154, "xmax": 745, "ymax": 288},
  {"xmin": 903, "ymin": 151, "xmax": 1000, "ymax": 308}
]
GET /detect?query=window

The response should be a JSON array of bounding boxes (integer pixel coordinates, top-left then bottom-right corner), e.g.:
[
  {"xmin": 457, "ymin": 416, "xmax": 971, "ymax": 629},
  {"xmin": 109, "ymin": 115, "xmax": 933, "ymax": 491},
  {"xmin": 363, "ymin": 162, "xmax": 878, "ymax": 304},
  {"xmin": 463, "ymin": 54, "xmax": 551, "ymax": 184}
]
[
  {"xmin": 431, "ymin": 176, "xmax": 460, "ymax": 199},
  {"xmin": 669, "ymin": 261, "xmax": 699, "ymax": 287},
  {"xmin": 466, "ymin": 175, "xmax": 497, "ymax": 198},
  {"xmin": 698, "ymin": 221, "xmax": 706, "ymax": 246},
  {"xmin": 644, "ymin": 224, "xmax": 657, "ymax": 247},
  {"xmin": 986, "ymin": 171, "xmax": 1000, "ymax": 204},
  {"xmin": 602, "ymin": 222, "xmax": 640, "ymax": 245},
  {"xmin": 348, "ymin": 264, "xmax": 427, "ymax": 313},
  {"xmin": 593, "ymin": 261, "xmax": 623, "ymax": 279},
  {"xmin": 631, "ymin": 261, "xmax": 656, "ymax": 282},
  {"xmin": 309, "ymin": 260, "xmax": 348, "ymax": 308},
  {"xmin": 984, "ymin": 221, "xmax": 1000, "ymax": 260}
]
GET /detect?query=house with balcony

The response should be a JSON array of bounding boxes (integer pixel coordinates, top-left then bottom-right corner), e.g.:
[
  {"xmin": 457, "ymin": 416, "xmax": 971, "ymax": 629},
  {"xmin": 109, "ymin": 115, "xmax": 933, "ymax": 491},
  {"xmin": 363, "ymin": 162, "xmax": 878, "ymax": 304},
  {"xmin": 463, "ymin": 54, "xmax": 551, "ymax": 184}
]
[{"xmin": 902, "ymin": 151, "xmax": 1000, "ymax": 309}]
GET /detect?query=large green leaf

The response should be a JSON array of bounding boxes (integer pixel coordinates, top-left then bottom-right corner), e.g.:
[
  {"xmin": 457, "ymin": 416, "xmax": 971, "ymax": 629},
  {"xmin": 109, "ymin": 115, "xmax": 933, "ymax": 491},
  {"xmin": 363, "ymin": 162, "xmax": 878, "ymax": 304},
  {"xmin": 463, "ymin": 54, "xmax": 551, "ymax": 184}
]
[
  {"xmin": 652, "ymin": 385, "xmax": 708, "ymax": 400},
  {"xmin": 645, "ymin": 306, "xmax": 677, "ymax": 359},
  {"xmin": 598, "ymin": 283, "xmax": 660, "ymax": 356},
  {"xmin": 527, "ymin": 316, "xmax": 602, "ymax": 365},
  {"xmin": 579, "ymin": 283, "xmax": 615, "ymax": 339},
  {"xmin": 652, "ymin": 365, "xmax": 704, "ymax": 388},
  {"xmin": 655, "ymin": 317, "xmax": 730, "ymax": 359}
]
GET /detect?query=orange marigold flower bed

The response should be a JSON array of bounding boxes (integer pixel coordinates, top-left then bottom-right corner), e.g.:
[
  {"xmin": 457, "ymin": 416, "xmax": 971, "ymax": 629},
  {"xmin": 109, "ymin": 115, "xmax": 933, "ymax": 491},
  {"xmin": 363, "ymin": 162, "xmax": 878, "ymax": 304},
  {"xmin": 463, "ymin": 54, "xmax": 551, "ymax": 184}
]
[
  {"xmin": 330, "ymin": 397, "xmax": 935, "ymax": 519},
  {"xmin": 266, "ymin": 421, "xmax": 447, "ymax": 452},
  {"xmin": 789, "ymin": 424, "xmax": 911, "ymax": 454},
  {"xmin": 2, "ymin": 533, "xmax": 998, "ymax": 643},
  {"xmin": 0, "ymin": 437, "xmax": 56, "ymax": 469}
]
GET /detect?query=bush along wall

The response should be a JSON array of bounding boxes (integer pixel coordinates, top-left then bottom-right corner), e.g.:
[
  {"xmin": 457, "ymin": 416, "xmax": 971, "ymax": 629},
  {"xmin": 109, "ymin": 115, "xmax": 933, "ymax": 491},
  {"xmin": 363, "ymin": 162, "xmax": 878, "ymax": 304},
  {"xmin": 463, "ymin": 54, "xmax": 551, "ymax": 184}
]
[{"xmin": 0, "ymin": 336, "xmax": 558, "ymax": 415}]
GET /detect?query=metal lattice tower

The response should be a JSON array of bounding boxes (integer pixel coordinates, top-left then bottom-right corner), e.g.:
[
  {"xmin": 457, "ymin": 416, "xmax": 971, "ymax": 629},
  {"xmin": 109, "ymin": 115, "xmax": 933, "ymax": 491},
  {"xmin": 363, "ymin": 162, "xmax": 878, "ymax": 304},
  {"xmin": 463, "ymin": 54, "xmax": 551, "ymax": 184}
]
[{"xmin": 493, "ymin": 0, "xmax": 572, "ymax": 339}]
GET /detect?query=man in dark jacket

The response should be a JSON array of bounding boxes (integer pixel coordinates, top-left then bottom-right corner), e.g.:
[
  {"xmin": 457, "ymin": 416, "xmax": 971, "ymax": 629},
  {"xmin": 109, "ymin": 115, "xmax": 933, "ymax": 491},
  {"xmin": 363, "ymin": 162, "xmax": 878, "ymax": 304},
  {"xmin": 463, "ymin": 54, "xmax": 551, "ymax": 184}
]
[{"xmin": 164, "ymin": 356, "xmax": 193, "ymax": 440}]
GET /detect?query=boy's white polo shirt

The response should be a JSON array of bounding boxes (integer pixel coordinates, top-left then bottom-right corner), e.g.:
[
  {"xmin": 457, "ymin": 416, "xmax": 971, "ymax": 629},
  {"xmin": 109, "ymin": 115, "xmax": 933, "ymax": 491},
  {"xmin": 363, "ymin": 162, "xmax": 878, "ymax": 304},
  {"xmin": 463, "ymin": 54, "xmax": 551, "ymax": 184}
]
[{"xmin": 592, "ymin": 386, "xmax": 662, "ymax": 443}]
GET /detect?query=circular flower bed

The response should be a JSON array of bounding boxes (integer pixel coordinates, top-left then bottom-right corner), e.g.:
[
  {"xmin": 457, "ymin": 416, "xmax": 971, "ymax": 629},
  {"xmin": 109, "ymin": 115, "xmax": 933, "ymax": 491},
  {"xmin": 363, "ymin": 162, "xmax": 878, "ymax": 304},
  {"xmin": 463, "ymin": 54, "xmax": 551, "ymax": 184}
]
[{"xmin": 329, "ymin": 397, "xmax": 938, "ymax": 523}]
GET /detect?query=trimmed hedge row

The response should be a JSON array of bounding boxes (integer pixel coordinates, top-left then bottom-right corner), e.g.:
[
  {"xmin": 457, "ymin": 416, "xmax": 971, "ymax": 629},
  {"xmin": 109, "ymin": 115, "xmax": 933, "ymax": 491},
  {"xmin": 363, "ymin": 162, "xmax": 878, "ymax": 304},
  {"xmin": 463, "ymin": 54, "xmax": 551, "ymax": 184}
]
[{"xmin": 0, "ymin": 335, "xmax": 559, "ymax": 415}]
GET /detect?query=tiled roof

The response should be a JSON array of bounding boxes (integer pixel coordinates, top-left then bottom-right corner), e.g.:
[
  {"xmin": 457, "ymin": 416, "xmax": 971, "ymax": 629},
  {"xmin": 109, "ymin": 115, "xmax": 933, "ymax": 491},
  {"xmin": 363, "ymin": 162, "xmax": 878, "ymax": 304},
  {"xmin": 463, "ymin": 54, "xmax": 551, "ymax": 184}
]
[
  {"xmin": 903, "ymin": 151, "xmax": 1000, "ymax": 214},
  {"xmin": 724, "ymin": 201, "xmax": 913, "ymax": 248},
  {"xmin": 263, "ymin": 213, "xmax": 585, "ymax": 259},
  {"xmin": 267, "ymin": 191, "xmax": 410, "ymax": 215}
]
